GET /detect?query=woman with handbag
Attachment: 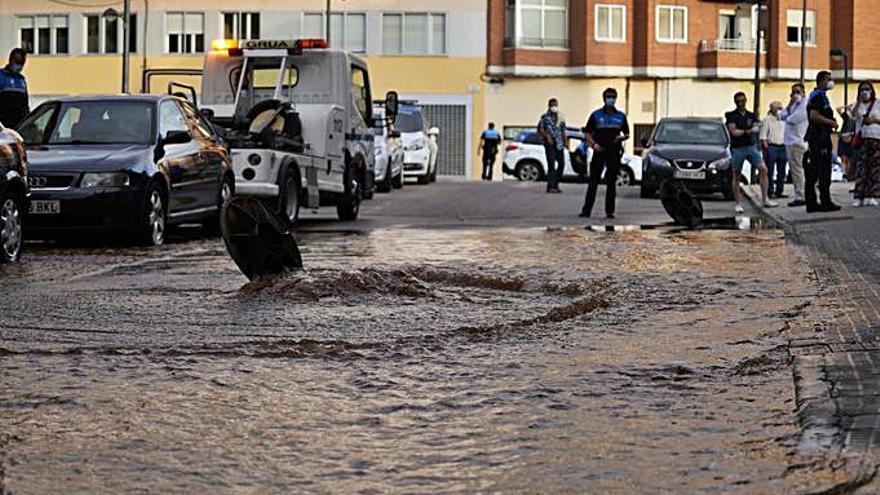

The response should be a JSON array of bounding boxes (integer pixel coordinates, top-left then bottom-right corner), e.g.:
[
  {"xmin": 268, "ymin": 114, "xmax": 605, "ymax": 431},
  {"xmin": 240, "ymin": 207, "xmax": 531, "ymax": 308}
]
[{"xmin": 851, "ymin": 81, "xmax": 880, "ymax": 207}]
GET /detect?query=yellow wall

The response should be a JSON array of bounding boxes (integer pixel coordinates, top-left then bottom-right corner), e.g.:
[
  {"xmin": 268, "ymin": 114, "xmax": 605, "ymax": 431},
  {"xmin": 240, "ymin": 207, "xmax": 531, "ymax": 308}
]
[{"xmin": 26, "ymin": 54, "xmax": 488, "ymax": 179}]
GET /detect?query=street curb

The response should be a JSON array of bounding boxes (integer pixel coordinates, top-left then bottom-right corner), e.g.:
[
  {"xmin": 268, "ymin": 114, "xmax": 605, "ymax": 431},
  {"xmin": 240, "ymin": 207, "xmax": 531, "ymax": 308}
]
[{"xmin": 741, "ymin": 185, "xmax": 800, "ymax": 238}]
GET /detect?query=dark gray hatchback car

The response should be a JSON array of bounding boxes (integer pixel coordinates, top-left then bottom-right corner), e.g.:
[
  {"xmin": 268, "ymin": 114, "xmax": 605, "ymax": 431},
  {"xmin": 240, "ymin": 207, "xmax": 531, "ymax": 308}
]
[{"xmin": 640, "ymin": 118, "xmax": 733, "ymax": 199}]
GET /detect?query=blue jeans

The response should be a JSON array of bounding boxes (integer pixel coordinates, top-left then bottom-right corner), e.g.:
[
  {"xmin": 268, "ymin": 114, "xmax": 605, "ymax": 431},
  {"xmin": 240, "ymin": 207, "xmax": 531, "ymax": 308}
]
[{"xmin": 765, "ymin": 145, "xmax": 788, "ymax": 196}]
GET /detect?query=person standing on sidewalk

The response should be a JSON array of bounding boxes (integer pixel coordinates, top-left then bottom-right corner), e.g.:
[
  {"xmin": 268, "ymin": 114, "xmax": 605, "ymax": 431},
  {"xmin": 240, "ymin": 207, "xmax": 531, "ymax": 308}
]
[
  {"xmin": 0, "ymin": 48, "xmax": 29, "ymax": 128},
  {"xmin": 805, "ymin": 71, "xmax": 841, "ymax": 213},
  {"xmin": 478, "ymin": 122, "xmax": 502, "ymax": 181},
  {"xmin": 779, "ymin": 83, "xmax": 809, "ymax": 207},
  {"xmin": 851, "ymin": 81, "xmax": 880, "ymax": 207},
  {"xmin": 580, "ymin": 88, "xmax": 629, "ymax": 219},
  {"xmin": 537, "ymin": 98, "xmax": 566, "ymax": 194},
  {"xmin": 759, "ymin": 101, "xmax": 788, "ymax": 200},
  {"xmin": 725, "ymin": 92, "xmax": 777, "ymax": 214}
]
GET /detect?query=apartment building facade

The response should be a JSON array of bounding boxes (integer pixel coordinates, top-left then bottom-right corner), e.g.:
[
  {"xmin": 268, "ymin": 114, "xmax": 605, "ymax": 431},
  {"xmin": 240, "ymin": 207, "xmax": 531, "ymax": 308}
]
[
  {"xmin": 487, "ymin": 0, "xmax": 876, "ymax": 153},
  {"xmin": 0, "ymin": 0, "xmax": 486, "ymax": 179}
]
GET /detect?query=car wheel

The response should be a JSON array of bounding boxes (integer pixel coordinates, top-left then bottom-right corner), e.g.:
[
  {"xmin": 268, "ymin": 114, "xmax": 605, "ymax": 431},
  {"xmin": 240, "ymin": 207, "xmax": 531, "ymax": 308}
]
[
  {"xmin": 138, "ymin": 182, "xmax": 166, "ymax": 246},
  {"xmin": 377, "ymin": 160, "xmax": 392, "ymax": 193},
  {"xmin": 0, "ymin": 190, "xmax": 23, "ymax": 263},
  {"xmin": 417, "ymin": 172, "xmax": 430, "ymax": 185},
  {"xmin": 516, "ymin": 161, "xmax": 543, "ymax": 182},
  {"xmin": 280, "ymin": 166, "xmax": 301, "ymax": 226},
  {"xmin": 206, "ymin": 174, "xmax": 235, "ymax": 235},
  {"xmin": 640, "ymin": 185, "xmax": 657, "ymax": 199},
  {"xmin": 617, "ymin": 167, "xmax": 635, "ymax": 187}
]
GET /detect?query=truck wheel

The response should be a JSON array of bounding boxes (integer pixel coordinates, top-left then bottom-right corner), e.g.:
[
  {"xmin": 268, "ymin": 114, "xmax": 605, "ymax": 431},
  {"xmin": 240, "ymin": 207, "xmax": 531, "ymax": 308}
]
[
  {"xmin": 337, "ymin": 161, "xmax": 361, "ymax": 221},
  {"xmin": 0, "ymin": 189, "xmax": 23, "ymax": 263},
  {"xmin": 377, "ymin": 160, "xmax": 392, "ymax": 193},
  {"xmin": 279, "ymin": 166, "xmax": 301, "ymax": 226}
]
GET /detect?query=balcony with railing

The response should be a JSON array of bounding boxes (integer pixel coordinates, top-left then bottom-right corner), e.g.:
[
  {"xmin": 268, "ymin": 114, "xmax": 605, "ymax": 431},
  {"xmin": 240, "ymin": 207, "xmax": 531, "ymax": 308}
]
[
  {"xmin": 503, "ymin": 37, "xmax": 570, "ymax": 50},
  {"xmin": 698, "ymin": 38, "xmax": 767, "ymax": 78}
]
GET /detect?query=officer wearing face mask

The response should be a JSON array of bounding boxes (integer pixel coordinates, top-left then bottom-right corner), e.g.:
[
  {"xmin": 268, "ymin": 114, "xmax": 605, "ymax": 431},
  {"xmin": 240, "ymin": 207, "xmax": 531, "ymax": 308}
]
[
  {"xmin": 0, "ymin": 48, "xmax": 29, "ymax": 129},
  {"xmin": 805, "ymin": 70, "xmax": 841, "ymax": 212},
  {"xmin": 581, "ymin": 87, "xmax": 629, "ymax": 219}
]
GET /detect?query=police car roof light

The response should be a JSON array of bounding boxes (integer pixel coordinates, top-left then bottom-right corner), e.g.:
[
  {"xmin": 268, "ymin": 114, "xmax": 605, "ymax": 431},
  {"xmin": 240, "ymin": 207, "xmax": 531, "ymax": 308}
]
[{"xmin": 211, "ymin": 39, "xmax": 239, "ymax": 52}]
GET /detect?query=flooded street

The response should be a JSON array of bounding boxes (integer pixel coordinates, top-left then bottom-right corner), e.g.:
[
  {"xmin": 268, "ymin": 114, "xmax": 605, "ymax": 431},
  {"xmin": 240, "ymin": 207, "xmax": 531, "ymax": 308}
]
[{"xmin": 0, "ymin": 185, "xmax": 857, "ymax": 493}]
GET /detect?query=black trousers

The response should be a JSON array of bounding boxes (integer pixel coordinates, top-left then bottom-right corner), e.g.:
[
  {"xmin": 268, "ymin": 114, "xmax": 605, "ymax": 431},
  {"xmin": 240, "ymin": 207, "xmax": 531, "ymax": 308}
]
[
  {"xmin": 482, "ymin": 152, "xmax": 496, "ymax": 180},
  {"xmin": 544, "ymin": 146, "xmax": 565, "ymax": 191},
  {"xmin": 582, "ymin": 149, "xmax": 621, "ymax": 216},
  {"xmin": 806, "ymin": 138, "xmax": 833, "ymax": 207}
]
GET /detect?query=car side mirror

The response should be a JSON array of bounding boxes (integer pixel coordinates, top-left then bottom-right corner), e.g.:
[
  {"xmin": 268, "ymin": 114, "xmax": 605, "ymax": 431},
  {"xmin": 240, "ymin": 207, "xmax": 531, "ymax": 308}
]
[
  {"xmin": 163, "ymin": 130, "xmax": 193, "ymax": 146},
  {"xmin": 154, "ymin": 130, "xmax": 192, "ymax": 162},
  {"xmin": 389, "ymin": 130, "xmax": 401, "ymax": 139},
  {"xmin": 384, "ymin": 91, "xmax": 399, "ymax": 122}
]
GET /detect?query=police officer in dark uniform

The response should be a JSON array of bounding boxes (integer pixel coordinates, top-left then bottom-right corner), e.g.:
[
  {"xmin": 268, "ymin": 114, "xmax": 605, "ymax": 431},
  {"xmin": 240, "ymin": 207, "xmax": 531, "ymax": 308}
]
[
  {"xmin": 805, "ymin": 70, "xmax": 841, "ymax": 212},
  {"xmin": 478, "ymin": 122, "xmax": 502, "ymax": 181},
  {"xmin": 580, "ymin": 88, "xmax": 629, "ymax": 219},
  {"xmin": 0, "ymin": 48, "xmax": 29, "ymax": 129}
]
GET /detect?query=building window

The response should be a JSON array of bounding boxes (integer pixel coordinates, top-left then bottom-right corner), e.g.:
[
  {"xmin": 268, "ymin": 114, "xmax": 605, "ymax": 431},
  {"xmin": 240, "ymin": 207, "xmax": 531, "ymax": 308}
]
[
  {"xmin": 786, "ymin": 10, "xmax": 816, "ymax": 45},
  {"xmin": 301, "ymin": 12, "xmax": 366, "ymax": 53},
  {"xmin": 595, "ymin": 4, "xmax": 625, "ymax": 42},
  {"xmin": 505, "ymin": 0, "xmax": 569, "ymax": 49},
  {"xmin": 223, "ymin": 12, "xmax": 260, "ymax": 40},
  {"xmin": 382, "ymin": 13, "xmax": 446, "ymax": 55},
  {"xmin": 166, "ymin": 12, "xmax": 205, "ymax": 54},
  {"xmin": 656, "ymin": 5, "xmax": 687, "ymax": 43},
  {"xmin": 17, "ymin": 15, "xmax": 69, "ymax": 55},
  {"xmin": 85, "ymin": 14, "xmax": 138, "ymax": 54}
]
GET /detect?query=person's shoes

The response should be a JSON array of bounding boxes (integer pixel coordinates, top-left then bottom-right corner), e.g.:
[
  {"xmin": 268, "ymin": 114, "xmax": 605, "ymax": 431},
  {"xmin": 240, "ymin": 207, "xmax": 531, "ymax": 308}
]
[
  {"xmin": 763, "ymin": 199, "xmax": 779, "ymax": 208},
  {"xmin": 867, "ymin": 198, "xmax": 879, "ymax": 207},
  {"xmin": 820, "ymin": 203, "xmax": 842, "ymax": 212},
  {"xmin": 606, "ymin": 213, "xmax": 615, "ymax": 219},
  {"xmin": 579, "ymin": 211, "xmax": 591, "ymax": 218},
  {"xmin": 735, "ymin": 203, "xmax": 745, "ymax": 214},
  {"xmin": 788, "ymin": 199, "xmax": 806, "ymax": 207},
  {"xmin": 547, "ymin": 188, "xmax": 561, "ymax": 194},
  {"xmin": 806, "ymin": 204, "xmax": 820, "ymax": 213},
  {"xmin": 853, "ymin": 199, "xmax": 864, "ymax": 208}
]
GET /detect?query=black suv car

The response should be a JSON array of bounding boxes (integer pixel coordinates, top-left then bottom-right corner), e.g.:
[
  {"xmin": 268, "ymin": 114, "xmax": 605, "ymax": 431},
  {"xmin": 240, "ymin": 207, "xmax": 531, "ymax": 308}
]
[
  {"xmin": 640, "ymin": 118, "xmax": 733, "ymax": 199},
  {"xmin": 0, "ymin": 123, "xmax": 28, "ymax": 263}
]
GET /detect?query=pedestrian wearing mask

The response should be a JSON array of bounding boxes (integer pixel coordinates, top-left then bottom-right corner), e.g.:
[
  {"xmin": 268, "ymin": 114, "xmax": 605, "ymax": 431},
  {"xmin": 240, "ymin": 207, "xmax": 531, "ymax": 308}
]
[
  {"xmin": 805, "ymin": 71, "xmax": 841, "ymax": 212},
  {"xmin": 537, "ymin": 98, "xmax": 566, "ymax": 194},
  {"xmin": 0, "ymin": 48, "xmax": 29, "ymax": 129},
  {"xmin": 850, "ymin": 81, "xmax": 880, "ymax": 207},
  {"xmin": 580, "ymin": 88, "xmax": 629, "ymax": 219},
  {"xmin": 726, "ymin": 92, "xmax": 777, "ymax": 214},
  {"xmin": 779, "ymin": 83, "xmax": 808, "ymax": 207},
  {"xmin": 760, "ymin": 101, "xmax": 788, "ymax": 199}
]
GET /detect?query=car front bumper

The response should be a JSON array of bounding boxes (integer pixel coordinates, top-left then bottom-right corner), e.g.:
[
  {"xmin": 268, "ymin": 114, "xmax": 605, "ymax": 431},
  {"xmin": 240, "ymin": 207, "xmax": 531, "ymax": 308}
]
[
  {"xmin": 642, "ymin": 164, "xmax": 732, "ymax": 193},
  {"xmin": 25, "ymin": 186, "xmax": 145, "ymax": 236},
  {"xmin": 403, "ymin": 148, "xmax": 430, "ymax": 176}
]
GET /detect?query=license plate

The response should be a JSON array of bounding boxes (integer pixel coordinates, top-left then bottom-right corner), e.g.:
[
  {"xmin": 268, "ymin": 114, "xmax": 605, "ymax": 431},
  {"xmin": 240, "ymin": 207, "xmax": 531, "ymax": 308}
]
[
  {"xmin": 673, "ymin": 169, "xmax": 706, "ymax": 180},
  {"xmin": 29, "ymin": 200, "xmax": 61, "ymax": 215}
]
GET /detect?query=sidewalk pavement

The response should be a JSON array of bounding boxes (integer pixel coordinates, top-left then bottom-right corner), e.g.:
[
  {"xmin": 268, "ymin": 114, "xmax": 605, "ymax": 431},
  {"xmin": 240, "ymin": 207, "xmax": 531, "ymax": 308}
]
[{"xmin": 745, "ymin": 181, "xmax": 880, "ymax": 483}]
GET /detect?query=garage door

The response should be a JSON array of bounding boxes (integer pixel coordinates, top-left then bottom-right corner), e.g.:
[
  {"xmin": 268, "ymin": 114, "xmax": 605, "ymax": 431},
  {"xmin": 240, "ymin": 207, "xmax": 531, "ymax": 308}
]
[{"xmin": 419, "ymin": 104, "xmax": 468, "ymax": 179}]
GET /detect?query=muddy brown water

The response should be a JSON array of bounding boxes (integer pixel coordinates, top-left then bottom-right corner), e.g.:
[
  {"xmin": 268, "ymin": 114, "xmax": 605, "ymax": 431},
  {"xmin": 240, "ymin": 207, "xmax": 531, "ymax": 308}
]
[{"xmin": 0, "ymin": 226, "xmax": 852, "ymax": 493}]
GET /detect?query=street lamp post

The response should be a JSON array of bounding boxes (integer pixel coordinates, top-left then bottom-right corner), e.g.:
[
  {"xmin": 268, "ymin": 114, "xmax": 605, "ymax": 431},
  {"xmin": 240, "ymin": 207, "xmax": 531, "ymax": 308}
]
[
  {"xmin": 831, "ymin": 47, "xmax": 849, "ymax": 108},
  {"xmin": 753, "ymin": 0, "xmax": 763, "ymax": 116},
  {"xmin": 103, "ymin": 3, "xmax": 131, "ymax": 93}
]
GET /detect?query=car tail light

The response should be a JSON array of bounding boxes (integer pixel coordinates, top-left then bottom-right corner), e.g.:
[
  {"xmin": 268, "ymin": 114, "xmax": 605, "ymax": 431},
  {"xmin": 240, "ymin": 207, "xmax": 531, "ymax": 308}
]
[{"xmin": 505, "ymin": 144, "xmax": 520, "ymax": 152}]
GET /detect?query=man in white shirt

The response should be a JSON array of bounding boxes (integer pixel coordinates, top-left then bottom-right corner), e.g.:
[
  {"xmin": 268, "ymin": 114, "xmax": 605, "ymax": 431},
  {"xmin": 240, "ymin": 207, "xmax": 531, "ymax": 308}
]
[
  {"xmin": 760, "ymin": 101, "xmax": 788, "ymax": 199},
  {"xmin": 779, "ymin": 83, "xmax": 809, "ymax": 207}
]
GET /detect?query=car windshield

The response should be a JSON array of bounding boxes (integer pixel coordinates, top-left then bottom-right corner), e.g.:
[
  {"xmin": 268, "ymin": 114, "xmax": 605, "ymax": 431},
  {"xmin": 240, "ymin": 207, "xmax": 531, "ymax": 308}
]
[
  {"xmin": 654, "ymin": 121, "xmax": 727, "ymax": 145},
  {"xmin": 396, "ymin": 111, "xmax": 424, "ymax": 133},
  {"xmin": 20, "ymin": 100, "xmax": 155, "ymax": 146}
]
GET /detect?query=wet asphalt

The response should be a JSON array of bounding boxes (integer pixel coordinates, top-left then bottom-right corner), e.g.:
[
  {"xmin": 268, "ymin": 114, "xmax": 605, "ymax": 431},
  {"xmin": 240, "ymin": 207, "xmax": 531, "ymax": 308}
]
[{"xmin": 0, "ymin": 181, "xmax": 859, "ymax": 493}]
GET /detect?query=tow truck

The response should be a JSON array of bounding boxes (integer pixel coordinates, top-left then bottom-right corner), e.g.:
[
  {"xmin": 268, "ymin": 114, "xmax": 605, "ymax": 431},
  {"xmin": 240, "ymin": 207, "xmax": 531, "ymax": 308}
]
[{"xmin": 198, "ymin": 38, "xmax": 398, "ymax": 224}]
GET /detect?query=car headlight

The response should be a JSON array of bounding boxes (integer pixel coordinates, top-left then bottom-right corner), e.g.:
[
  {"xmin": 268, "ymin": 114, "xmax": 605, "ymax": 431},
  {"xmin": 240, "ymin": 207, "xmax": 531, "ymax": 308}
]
[
  {"xmin": 80, "ymin": 172, "xmax": 130, "ymax": 188},
  {"xmin": 649, "ymin": 154, "xmax": 672, "ymax": 168},
  {"xmin": 708, "ymin": 157, "xmax": 731, "ymax": 170}
]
